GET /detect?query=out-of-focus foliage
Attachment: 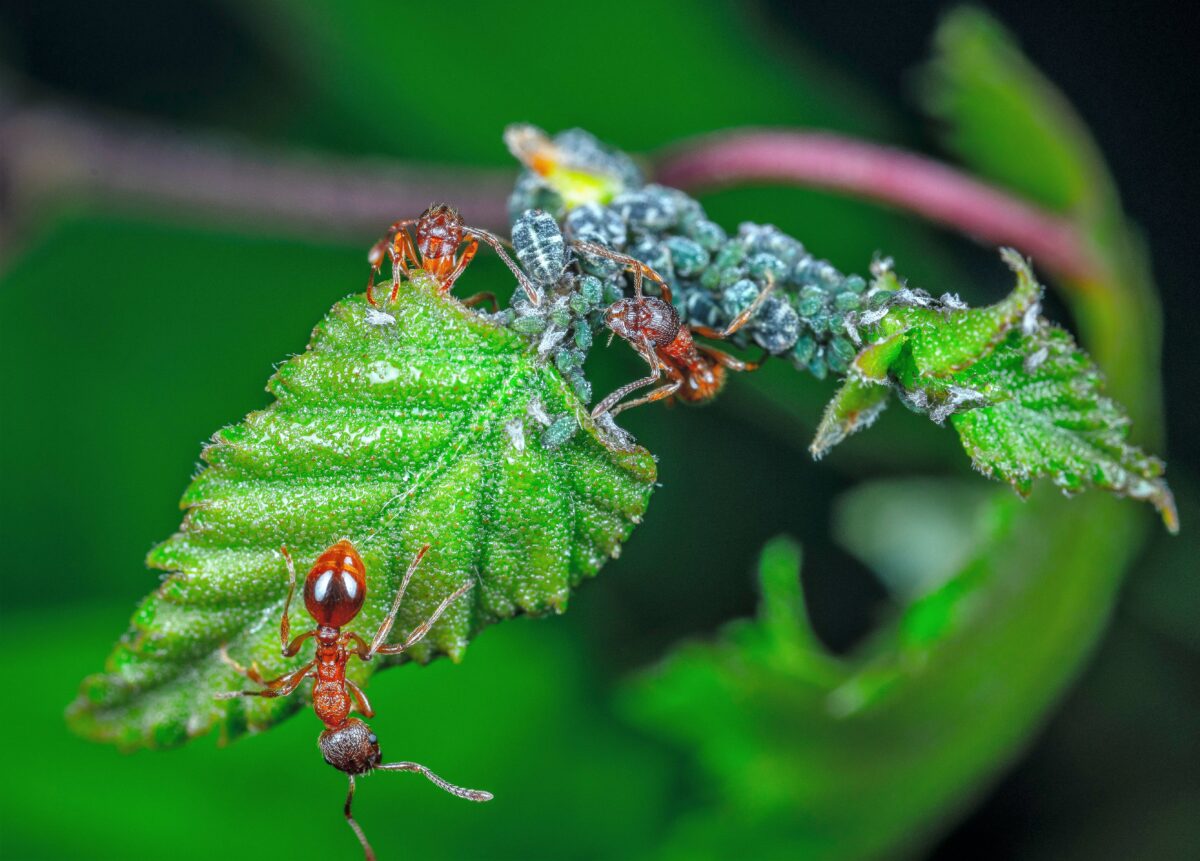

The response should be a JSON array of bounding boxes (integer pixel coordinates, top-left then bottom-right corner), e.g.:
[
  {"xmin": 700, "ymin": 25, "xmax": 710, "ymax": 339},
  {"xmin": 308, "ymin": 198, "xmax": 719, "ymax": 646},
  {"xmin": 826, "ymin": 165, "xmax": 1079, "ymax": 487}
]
[
  {"xmin": 628, "ymin": 484, "xmax": 1140, "ymax": 861},
  {"xmin": 68, "ymin": 273, "xmax": 654, "ymax": 749}
]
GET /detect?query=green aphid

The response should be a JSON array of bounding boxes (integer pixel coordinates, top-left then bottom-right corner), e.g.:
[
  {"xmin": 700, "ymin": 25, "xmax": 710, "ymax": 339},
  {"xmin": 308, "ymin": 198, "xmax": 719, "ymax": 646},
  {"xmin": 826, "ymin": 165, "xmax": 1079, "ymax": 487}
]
[
  {"xmin": 834, "ymin": 291, "xmax": 862, "ymax": 312},
  {"xmin": 511, "ymin": 315, "xmax": 547, "ymax": 334},
  {"xmin": 712, "ymin": 243, "xmax": 746, "ymax": 270},
  {"xmin": 793, "ymin": 333, "xmax": 818, "ymax": 366},
  {"xmin": 719, "ymin": 266, "xmax": 749, "ymax": 290},
  {"xmin": 664, "ymin": 236, "xmax": 710, "ymax": 278},
  {"xmin": 555, "ymin": 349, "xmax": 583, "ymax": 375},
  {"xmin": 842, "ymin": 274, "xmax": 867, "ymax": 294},
  {"xmin": 798, "ymin": 285, "xmax": 826, "ymax": 318},
  {"xmin": 700, "ymin": 266, "xmax": 723, "ymax": 291},
  {"xmin": 540, "ymin": 414, "xmax": 580, "ymax": 450},
  {"xmin": 688, "ymin": 219, "xmax": 728, "ymax": 251},
  {"xmin": 827, "ymin": 336, "xmax": 857, "ymax": 373},
  {"xmin": 574, "ymin": 324, "xmax": 593, "ymax": 351},
  {"xmin": 809, "ymin": 348, "xmax": 829, "ymax": 380},
  {"xmin": 569, "ymin": 292, "xmax": 592, "ymax": 316},
  {"xmin": 550, "ymin": 305, "xmax": 572, "ymax": 328},
  {"xmin": 569, "ymin": 371, "xmax": 592, "ymax": 403},
  {"xmin": 579, "ymin": 275, "xmax": 604, "ymax": 307},
  {"xmin": 748, "ymin": 252, "xmax": 788, "ymax": 283}
]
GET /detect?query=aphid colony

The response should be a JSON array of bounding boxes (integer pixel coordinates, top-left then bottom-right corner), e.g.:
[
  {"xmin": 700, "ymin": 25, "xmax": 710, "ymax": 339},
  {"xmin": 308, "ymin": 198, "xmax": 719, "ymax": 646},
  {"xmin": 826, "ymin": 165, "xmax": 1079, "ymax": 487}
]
[{"xmin": 501, "ymin": 124, "xmax": 901, "ymax": 385}]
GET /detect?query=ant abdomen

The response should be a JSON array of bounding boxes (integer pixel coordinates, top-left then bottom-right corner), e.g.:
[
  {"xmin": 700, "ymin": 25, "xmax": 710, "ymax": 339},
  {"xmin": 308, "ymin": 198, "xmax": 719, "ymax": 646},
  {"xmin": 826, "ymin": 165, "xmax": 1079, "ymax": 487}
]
[{"xmin": 320, "ymin": 717, "xmax": 382, "ymax": 775}]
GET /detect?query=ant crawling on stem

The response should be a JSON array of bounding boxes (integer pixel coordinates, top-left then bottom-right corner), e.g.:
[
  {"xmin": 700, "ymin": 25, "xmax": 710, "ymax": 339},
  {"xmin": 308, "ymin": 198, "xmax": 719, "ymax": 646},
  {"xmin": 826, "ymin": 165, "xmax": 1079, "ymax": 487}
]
[
  {"xmin": 367, "ymin": 203, "xmax": 540, "ymax": 308},
  {"xmin": 584, "ymin": 244, "xmax": 775, "ymax": 417},
  {"xmin": 216, "ymin": 540, "xmax": 489, "ymax": 861}
]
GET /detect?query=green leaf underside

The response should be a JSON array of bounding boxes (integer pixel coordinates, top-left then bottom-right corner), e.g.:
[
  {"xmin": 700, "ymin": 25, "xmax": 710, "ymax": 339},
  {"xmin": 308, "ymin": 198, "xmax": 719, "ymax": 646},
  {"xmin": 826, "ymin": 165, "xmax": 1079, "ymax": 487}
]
[
  {"xmin": 813, "ymin": 252, "xmax": 1175, "ymax": 530},
  {"xmin": 68, "ymin": 273, "xmax": 656, "ymax": 750}
]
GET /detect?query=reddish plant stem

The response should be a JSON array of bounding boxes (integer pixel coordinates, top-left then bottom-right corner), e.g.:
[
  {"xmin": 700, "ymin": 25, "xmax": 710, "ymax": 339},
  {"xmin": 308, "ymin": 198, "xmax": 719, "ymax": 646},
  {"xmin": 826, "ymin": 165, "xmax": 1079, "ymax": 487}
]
[
  {"xmin": 0, "ymin": 106, "xmax": 514, "ymax": 252},
  {"xmin": 654, "ymin": 130, "xmax": 1103, "ymax": 282}
]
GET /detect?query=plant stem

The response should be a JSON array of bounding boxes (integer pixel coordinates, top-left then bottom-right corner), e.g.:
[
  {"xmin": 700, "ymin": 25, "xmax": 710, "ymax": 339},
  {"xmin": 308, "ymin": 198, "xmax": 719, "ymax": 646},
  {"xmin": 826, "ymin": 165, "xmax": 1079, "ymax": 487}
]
[
  {"xmin": 0, "ymin": 105, "xmax": 514, "ymax": 254},
  {"xmin": 654, "ymin": 130, "xmax": 1103, "ymax": 282}
]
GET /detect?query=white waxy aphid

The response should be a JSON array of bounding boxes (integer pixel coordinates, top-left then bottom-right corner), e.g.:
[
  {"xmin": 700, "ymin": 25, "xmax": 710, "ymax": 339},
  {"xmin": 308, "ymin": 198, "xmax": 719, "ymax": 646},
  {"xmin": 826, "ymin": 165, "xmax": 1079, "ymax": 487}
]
[{"xmin": 512, "ymin": 209, "xmax": 566, "ymax": 287}]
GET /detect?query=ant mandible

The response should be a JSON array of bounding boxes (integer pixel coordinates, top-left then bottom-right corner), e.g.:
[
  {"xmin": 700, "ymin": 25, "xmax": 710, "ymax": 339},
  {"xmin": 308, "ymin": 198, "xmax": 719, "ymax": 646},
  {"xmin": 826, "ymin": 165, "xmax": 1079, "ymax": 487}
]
[
  {"xmin": 583, "ymin": 242, "xmax": 774, "ymax": 417},
  {"xmin": 367, "ymin": 203, "xmax": 540, "ymax": 308},
  {"xmin": 216, "ymin": 540, "xmax": 489, "ymax": 861}
]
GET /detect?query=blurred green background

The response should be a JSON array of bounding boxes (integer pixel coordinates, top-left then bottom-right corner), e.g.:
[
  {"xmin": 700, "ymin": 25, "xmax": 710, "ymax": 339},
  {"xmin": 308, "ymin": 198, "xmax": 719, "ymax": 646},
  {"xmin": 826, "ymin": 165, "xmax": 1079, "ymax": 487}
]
[{"xmin": 1, "ymin": 1, "xmax": 1197, "ymax": 859}]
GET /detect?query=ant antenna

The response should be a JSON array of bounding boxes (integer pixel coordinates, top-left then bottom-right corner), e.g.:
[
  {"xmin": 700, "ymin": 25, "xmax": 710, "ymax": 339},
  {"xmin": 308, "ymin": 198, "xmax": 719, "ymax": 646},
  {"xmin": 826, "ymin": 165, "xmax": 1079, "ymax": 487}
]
[{"xmin": 343, "ymin": 763, "xmax": 492, "ymax": 861}]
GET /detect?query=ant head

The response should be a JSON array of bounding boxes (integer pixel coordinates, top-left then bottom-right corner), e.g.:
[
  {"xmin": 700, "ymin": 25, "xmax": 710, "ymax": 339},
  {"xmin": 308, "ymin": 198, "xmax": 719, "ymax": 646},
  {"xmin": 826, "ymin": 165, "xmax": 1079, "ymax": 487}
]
[
  {"xmin": 417, "ymin": 203, "xmax": 464, "ymax": 259},
  {"xmin": 304, "ymin": 540, "xmax": 367, "ymax": 628},
  {"xmin": 319, "ymin": 718, "xmax": 382, "ymax": 775},
  {"xmin": 605, "ymin": 296, "xmax": 679, "ymax": 347}
]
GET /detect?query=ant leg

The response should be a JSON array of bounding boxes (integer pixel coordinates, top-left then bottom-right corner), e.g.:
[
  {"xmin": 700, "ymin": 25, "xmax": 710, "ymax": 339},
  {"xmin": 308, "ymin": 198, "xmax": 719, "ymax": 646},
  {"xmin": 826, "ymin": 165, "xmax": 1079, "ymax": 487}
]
[
  {"xmin": 366, "ymin": 219, "xmax": 416, "ymax": 306},
  {"xmin": 692, "ymin": 274, "xmax": 776, "ymax": 341},
  {"xmin": 371, "ymin": 580, "xmax": 474, "ymax": 656},
  {"xmin": 570, "ymin": 241, "xmax": 671, "ymax": 303},
  {"xmin": 345, "ymin": 678, "xmax": 375, "ymax": 718},
  {"xmin": 465, "ymin": 227, "xmax": 541, "ymax": 305},
  {"xmin": 344, "ymin": 775, "xmax": 377, "ymax": 861},
  {"xmin": 377, "ymin": 761, "xmax": 493, "ymax": 802},
  {"xmin": 214, "ymin": 659, "xmax": 314, "ymax": 700},
  {"xmin": 217, "ymin": 645, "xmax": 267, "ymax": 684},
  {"xmin": 460, "ymin": 291, "xmax": 499, "ymax": 312},
  {"xmin": 388, "ymin": 231, "xmax": 422, "ymax": 304},
  {"xmin": 591, "ymin": 341, "xmax": 665, "ymax": 418},
  {"xmin": 361, "ymin": 545, "xmax": 431, "ymax": 659},
  {"xmin": 608, "ymin": 374, "xmax": 683, "ymax": 417},
  {"xmin": 442, "ymin": 236, "xmax": 479, "ymax": 292},
  {"xmin": 696, "ymin": 342, "xmax": 769, "ymax": 373}
]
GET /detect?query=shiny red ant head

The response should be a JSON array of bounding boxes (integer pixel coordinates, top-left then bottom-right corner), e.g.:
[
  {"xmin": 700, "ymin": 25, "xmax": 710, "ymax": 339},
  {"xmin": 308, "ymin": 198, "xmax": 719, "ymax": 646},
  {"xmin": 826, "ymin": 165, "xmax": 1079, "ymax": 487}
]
[
  {"xmin": 319, "ymin": 717, "xmax": 381, "ymax": 775},
  {"xmin": 304, "ymin": 540, "xmax": 368, "ymax": 628},
  {"xmin": 416, "ymin": 203, "xmax": 464, "ymax": 260},
  {"xmin": 604, "ymin": 295, "xmax": 680, "ymax": 348}
]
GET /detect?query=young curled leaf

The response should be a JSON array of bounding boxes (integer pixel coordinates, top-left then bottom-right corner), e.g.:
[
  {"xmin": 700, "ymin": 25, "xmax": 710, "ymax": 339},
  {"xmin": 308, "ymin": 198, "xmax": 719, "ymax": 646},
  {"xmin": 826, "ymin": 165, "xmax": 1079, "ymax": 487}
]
[
  {"xmin": 812, "ymin": 251, "xmax": 1175, "ymax": 530},
  {"xmin": 68, "ymin": 272, "xmax": 656, "ymax": 750}
]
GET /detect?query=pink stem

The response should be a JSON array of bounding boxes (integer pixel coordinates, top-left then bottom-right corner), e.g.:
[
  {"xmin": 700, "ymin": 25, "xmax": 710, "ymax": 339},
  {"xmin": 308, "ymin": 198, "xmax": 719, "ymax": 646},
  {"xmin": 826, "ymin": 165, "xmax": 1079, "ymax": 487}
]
[{"xmin": 654, "ymin": 130, "xmax": 1102, "ymax": 282}]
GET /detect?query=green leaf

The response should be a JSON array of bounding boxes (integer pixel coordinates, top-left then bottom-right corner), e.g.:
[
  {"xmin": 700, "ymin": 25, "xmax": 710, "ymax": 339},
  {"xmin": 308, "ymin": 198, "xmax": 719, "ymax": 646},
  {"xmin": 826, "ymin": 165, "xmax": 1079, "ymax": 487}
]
[
  {"xmin": 948, "ymin": 324, "xmax": 1176, "ymax": 529},
  {"xmin": 626, "ymin": 484, "xmax": 1143, "ymax": 861},
  {"xmin": 67, "ymin": 272, "xmax": 656, "ymax": 750},
  {"xmin": 814, "ymin": 251, "xmax": 1176, "ymax": 530},
  {"xmin": 920, "ymin": 7, "xmax": 1115, "ymax": 217}
]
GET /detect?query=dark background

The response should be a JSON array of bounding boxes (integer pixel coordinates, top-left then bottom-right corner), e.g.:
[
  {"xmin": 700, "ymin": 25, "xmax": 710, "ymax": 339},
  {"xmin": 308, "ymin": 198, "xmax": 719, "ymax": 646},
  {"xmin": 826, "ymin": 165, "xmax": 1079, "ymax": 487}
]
[{"xmin": 1, "ymin": 1, "xmax": 1196, "ymax": 858}]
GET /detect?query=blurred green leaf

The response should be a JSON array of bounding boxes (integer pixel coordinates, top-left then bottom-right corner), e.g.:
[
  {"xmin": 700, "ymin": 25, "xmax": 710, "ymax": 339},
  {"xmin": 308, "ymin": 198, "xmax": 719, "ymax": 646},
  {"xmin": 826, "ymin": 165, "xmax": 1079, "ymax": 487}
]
[
  {"xmin": 627, "ymin": 485, "xmax": 1141, "ymax": 861},
  {"xmin": 921, "ymin": 8, "xmax": 1114, "ymax": 216},
  {"xmin": 68, "ymin": 272, "xmax": 655, "ymax": 749}
]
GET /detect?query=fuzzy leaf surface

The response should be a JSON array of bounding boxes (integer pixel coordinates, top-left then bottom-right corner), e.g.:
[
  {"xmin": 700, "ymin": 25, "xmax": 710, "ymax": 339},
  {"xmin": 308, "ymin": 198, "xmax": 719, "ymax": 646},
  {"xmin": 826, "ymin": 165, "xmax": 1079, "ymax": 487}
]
[
  {"xmin": 815, "ymin": 253, "xmax": 1174, "ymax": 529},
  {"xmin": 69, "ymin": 273, "xmax": 656, "ymax": 749}
]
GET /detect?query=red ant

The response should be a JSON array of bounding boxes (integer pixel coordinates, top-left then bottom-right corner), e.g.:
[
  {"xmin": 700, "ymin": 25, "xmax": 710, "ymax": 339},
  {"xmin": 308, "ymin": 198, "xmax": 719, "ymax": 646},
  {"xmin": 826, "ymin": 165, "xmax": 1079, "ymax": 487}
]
[
  {"xmin": 581, "ymin": 243, "xmax": 774, "ymax": 417},
  {"xmin": 367, "ymin": 203, "xmax": 539, "ymax": 308},
  {"xmin": 216, "ymin": 540, "xmax": 489, "ymax": 861}
]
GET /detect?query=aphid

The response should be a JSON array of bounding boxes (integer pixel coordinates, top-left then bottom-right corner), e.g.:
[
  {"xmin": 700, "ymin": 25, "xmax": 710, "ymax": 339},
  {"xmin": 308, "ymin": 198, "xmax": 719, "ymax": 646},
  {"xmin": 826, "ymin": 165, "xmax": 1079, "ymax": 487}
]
[
  {"xmin": 587, "ymin": 245, "xmax": 774, "ymax": 417},
  {"xmin": 511, "ymin": 209, "xmax": 567, "ymax": 288},
  {"xmin": 367, "ymin": 203, "xmax": 539, "ymax": 307},
  {"xmin": 216, "ymin": 541, "xmax": 489, "ymax": 861}
]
